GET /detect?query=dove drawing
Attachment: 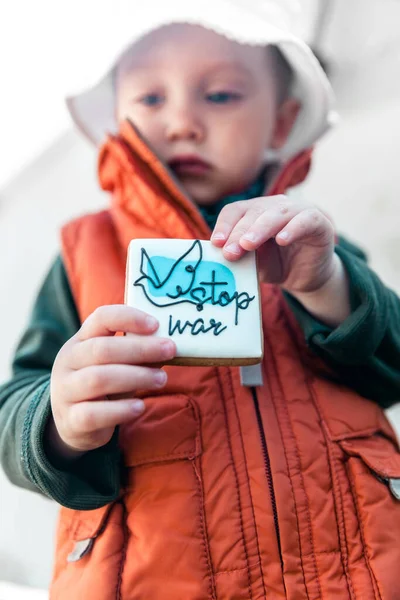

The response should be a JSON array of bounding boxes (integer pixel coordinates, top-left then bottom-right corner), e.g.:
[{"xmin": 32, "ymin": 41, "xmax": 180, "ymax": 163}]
[{"xmin": 134, "ymin": 240, "xmax": 203, "ymax": 308}]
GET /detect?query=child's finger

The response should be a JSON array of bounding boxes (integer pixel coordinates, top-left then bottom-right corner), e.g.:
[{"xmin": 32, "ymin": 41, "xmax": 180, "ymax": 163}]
[
  {"xmin": 221, "ymin": 207, "xmax": 268, "ymax": 260},
  {"xmin": 275, "ymin": 208, "xmax": 333, "ymax": 247},
  {"xmin": 210, "ymin": 202, "xmax": 247, "ymax": 247},
  {"xmin": 69, "ymin": 364, "xmax": 168, "ymax": 401},
  {"xmin": 228, "ymin": 200, "xmax": 304, "ymax": 257},
  {"xmin": 71, "ymin": 335, "xmax": 176, "ymax": 370},
  {"xmin": 78, "ymin": 305, "xmax": 159, "ymax": 341},
  {"xmin": 69, "ymin": 398, "xmax": 146, "ymax": 436}
]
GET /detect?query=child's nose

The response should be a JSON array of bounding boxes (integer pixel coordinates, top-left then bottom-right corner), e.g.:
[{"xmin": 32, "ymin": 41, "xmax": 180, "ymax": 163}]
[{"xmin": 165, "ymin": 108, "xmax": 205, "ymax": 143}]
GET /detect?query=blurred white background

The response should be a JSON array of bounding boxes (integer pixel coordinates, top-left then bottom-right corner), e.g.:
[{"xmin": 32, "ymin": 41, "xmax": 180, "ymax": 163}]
[{"xmin": 0, "ymin": 0, "xmax": 399, "ymax": 596}]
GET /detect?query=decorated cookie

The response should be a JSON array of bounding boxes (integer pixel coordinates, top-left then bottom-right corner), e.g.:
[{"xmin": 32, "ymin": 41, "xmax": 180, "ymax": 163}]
[{"xmin": 125, "ymin": 239, "xmax": 263, "ymax": 366}]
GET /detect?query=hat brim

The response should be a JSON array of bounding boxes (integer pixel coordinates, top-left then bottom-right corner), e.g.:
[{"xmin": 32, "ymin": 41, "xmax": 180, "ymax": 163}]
[{"xmin": 66, "ymin": 6, "xmax": 336, "ymax": 160}]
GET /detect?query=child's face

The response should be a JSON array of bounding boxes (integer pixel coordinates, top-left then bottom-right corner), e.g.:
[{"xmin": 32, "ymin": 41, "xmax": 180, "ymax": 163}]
[{"xmin": 116, "ymin": 24, "xmax": 297, "ymax": 205}]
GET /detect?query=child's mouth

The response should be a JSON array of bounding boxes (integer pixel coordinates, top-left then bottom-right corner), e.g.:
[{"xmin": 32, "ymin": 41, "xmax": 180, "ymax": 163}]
[{"xmin": 168, "ymin": 155, "xmax": 212, "ymax": 176}]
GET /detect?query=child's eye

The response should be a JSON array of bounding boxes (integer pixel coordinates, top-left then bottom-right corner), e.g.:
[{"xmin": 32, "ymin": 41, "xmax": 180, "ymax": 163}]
[
  {"xmin": 139, "ymin": 94, "xmax": 164, "ymax": 107},
  {"xmin": 206, "ymin": 91, "xmax": 242, "ymax": 104}
]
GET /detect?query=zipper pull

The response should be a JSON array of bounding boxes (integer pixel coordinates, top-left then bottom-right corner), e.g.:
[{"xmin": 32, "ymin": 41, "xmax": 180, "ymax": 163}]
[
  {"xmin": 240, "ymin": 365, "xmax": 263, "ymax": 387},
  {"xmin": 389, "ymin": 478, "xmax": 400, "ymax": 500},
  {"xmin": 67, "ymin": 538, "xmax": 94, "ymax": 563},
  {"xmin": 375, "ymin": 474, "xmax": 400, "ymax": 501}
]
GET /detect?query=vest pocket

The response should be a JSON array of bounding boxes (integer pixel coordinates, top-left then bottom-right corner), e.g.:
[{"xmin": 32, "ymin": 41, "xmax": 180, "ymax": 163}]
[
  {"xmin": 339, "ymin": 434, "xmax": 400, "ymax": 501},
  {"xmin": 51, "ymin": 501, "xmax": 126, "ymax": 600},
  {"xmin": 120, "ymin": 393, "xmax": 202, "ymax": 467},
  {"xmin": 115, "ymin": 394, "xmax": 218, "ymax": 599},
  {"xmin": 65, "ymin": 503, "xmax": 114, "ymax": 563},
  {"xmin": 335, "ymin": 432, "xmax": 400, "ymax": 597}
]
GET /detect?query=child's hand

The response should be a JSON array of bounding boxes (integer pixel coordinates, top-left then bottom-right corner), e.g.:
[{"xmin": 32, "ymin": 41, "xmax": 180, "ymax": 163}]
[
  {"xmin": 211, "ymin": 194, "xmax": 335, "ymax": 293},
  {"xmin": 211, "ymin": 195, "xmax": 350, "ymax": 326},
  {"xmin": 49, "ymin": 305, "xmax": 176, "ymax": 459}
]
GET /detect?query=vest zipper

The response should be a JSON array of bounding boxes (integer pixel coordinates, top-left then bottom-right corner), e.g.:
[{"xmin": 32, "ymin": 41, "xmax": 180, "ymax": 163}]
[{"xmin": 251, "ymin": 387, "xmax": 283, "ymax": 568}]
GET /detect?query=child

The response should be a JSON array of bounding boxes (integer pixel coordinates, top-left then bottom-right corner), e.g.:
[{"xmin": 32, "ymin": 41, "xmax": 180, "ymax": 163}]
[{"xmin": 1, "ymin": 1, "xmax": 400, "ymax": 598}]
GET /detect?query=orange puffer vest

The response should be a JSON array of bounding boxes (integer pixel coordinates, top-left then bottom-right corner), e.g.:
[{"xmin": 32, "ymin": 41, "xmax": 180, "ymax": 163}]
[{"xmin": 52, "ymin": 122, "xmax": 400, "ymax": 599}]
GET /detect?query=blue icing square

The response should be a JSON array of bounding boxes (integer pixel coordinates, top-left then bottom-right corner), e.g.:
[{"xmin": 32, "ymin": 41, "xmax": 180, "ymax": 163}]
[{"xmin": 148, "ymin": 257, "xmax": 236, "ymax": 303}]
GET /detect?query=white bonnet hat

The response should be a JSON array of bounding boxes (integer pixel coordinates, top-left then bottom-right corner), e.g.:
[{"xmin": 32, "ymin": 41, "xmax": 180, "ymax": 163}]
[{"xmin": 66, "ymin": 0, "xmax": 336, "ymax": 161}]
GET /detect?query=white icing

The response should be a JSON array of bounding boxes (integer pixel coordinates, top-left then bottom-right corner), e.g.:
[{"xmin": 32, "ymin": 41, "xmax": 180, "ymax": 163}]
[{"xmin": 126, "ymin": 239, "xmax": 263, "ymax": 362}]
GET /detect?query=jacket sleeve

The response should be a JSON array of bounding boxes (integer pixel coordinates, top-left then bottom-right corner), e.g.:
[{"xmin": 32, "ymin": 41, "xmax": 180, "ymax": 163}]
[
  {"xmin": 0, "ymin": 256, "xmax": 121, "ymax": 510},
  {"xmin": 285, "ymin": 237, "xmax": 400, "ymax": 409}
]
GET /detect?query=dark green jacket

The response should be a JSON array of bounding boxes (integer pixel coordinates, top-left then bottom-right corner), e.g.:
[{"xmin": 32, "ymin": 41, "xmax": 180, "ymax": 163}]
[{"xmin": 0, "ymin": 239, "xmax": 399, "ymax": 510}]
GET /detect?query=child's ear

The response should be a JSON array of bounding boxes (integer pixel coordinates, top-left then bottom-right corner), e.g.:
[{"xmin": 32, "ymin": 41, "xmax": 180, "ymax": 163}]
[{"xmin": 270, "ymin": 98, "xmax": 301, "ymax": 150}]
